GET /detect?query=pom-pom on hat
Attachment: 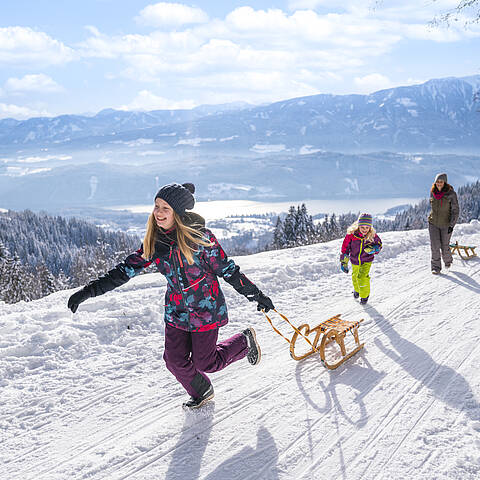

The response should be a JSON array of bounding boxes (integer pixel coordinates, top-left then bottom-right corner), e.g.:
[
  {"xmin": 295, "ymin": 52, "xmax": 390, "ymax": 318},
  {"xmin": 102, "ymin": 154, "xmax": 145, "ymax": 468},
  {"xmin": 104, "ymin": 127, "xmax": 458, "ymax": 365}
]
[
  {"xmin": 358, "ymin": 213, "xmax": 373, "ymax": 227},
  {"xmin": 155, "ymin": 182, "xmax": 195, "ymax": 215},
  {"xmin": 434, "ymin": 173, "xmax": 447, "ymax": 183}
]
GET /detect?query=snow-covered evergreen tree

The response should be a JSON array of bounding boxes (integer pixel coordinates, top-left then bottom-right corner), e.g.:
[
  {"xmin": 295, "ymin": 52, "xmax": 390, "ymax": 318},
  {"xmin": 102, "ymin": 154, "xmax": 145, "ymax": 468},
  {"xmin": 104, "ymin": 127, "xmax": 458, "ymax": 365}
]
[
  {"xmin": 55, "ymin": 269, "xmax": 71, "ymax": 290},
  {"xmin": 282, "ymin": 206, "xmax": 297, "ymax": 248},
  {"xmin": 36, "ymin": 262, "xmax": 57, "ymax": 298},
  {"xmin": 1, "ymin": 254, "xmax": 33, "ymax": 304}
]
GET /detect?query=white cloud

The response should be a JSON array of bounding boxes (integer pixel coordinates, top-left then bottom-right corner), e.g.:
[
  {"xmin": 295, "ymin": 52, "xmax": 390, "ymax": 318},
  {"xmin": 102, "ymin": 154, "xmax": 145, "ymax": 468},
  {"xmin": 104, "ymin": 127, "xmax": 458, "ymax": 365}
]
[
  {"xmin": 76, "ymin": 3, "xmax": 479, "ymax": 107},
  {"xmin": 136, "ymin": 2, "xmax": 208, "ymax": 27},
  {"xmin": 288, "ymin": 0, "xmax": 347, "ymax": 11},
  {"xmin": 0, "ymin": 102, "xmax": 50, "ymax": 120},
  {"xmin": 5, "ymin": 74, "xmax": 63, "ymax": 93},
  {"xmin": 118, "ymin": 90, "xmax": 197, "ymax": 111},
  {"xmin": 0, "ymin": 27, "xmax": 75, "ymax": 65},
  {"xmin": 354, "ymin": 73, "xmax": 393, "ymax": 93}
]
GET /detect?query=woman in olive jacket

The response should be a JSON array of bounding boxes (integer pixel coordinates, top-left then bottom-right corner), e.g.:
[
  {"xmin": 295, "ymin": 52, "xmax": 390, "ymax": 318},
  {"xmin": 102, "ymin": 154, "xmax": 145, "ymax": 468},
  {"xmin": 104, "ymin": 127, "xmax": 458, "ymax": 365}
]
[{"xmin": 428, "ymin": 173, "xmax": 459, "ymax": 274}]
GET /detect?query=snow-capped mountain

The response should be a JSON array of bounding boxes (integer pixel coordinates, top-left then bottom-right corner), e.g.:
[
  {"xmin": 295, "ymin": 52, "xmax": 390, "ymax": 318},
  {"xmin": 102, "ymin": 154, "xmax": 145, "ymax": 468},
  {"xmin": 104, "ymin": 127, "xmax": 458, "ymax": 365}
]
[
  {"xmin": 1, "ymin": 75, "xmax": 479, "ymax": 212},
  {"xmin": 2, "ymin": 221, "xmax": 480, "ymax": 479},
  {"xmin": 0, "ymin": 102, "xmax": 253, "ymax": 147},
  {"xmin": 0, "ymin": 76, "xmax": 479, "ymax": 153}
]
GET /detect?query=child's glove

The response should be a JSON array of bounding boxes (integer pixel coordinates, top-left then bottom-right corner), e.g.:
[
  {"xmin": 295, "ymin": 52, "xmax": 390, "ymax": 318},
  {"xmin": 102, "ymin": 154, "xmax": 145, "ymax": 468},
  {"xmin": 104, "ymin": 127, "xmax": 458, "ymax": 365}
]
[
  {"xmin": 68, "ymin": 287, "xmax": 92, "ymax": 313},
  {"xmin": 364, "ymin": 244, "xmax": 381, "ymax": 255},
  {"xmin": 255, "ymin": 291, "xmax": 275, "ymax": 313},
  {"xmin": 340, "ymin": 253, "xmax": 349, "ymax": 274}
]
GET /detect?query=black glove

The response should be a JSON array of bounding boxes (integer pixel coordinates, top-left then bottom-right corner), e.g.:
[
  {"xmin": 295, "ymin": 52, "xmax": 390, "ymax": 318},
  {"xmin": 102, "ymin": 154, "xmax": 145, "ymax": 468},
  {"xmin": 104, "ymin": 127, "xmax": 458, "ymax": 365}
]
[
  {"xmin": 256, "ymin": 291, "xmax": 275, "ymax": 313},
  {"xmin": 67, "ymin": 287, "xmax": 92, "ymax": 313},
  {"xmin": 447, "ymin": 226, "xmax": 453, "ymax": 234}
]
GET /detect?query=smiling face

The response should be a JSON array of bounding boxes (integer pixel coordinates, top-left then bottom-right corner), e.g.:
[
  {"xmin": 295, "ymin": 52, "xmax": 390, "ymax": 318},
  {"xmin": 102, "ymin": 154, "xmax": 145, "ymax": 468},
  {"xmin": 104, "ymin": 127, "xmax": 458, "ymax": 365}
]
[
  {"xmin": 153, "ymin": 198, "xmax": 175, "ymax": 230},
  {"xmin": 359, "ymin": 225, "xmax": 371, "ymax": 235},
  {"xmin": 435, "ymin": 179, "xmax": 445, "ymax": 191}
]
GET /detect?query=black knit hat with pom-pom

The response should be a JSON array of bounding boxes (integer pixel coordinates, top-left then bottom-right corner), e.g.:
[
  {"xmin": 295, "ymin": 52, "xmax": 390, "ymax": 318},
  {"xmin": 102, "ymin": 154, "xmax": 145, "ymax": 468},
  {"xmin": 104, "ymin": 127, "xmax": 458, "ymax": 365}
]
[{"xmin": 155, "ymin": 182, "xmax": 195, "ymax": 215}]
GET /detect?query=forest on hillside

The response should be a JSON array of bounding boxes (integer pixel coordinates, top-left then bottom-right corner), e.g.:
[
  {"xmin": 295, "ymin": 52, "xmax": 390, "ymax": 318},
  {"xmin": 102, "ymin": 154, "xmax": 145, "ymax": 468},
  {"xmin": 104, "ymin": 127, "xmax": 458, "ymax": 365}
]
[{"xmin": 1, "ymin": 180, "xmax": 479, "ymax": 304}]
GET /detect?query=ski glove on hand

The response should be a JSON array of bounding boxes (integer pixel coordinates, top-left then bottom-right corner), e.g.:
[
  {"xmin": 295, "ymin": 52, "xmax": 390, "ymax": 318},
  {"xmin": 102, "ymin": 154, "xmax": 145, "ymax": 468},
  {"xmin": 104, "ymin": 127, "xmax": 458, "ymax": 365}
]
[
  {"xmin": 364, "ymin": 244, "xmax": 381, "ymax": 255},
  {"xmin": 447, "ymin": 226, "xmax": 453, "ymax": 234},
  {"xmin": 255, "ymin": 291, "xmax": 275, "ymax": 313},
  {"xmin": 340, "ymin": 253, "xmax": 349, "ymax": 274},
  {"xmin": 68, "ymin": 287, "xmax": 92, "ymax": 313}
]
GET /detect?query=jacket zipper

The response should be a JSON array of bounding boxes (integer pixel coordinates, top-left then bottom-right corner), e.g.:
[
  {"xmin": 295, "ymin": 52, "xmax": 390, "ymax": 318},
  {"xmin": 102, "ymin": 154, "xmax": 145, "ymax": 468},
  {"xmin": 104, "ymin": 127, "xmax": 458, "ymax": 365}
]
[
  {"xmin": 358, "ymin": 237, "xmax": 364, "ymax": 265},
  {"xmin": 170, "ymin": 245, "xmax": 191, "ymax": 329}
]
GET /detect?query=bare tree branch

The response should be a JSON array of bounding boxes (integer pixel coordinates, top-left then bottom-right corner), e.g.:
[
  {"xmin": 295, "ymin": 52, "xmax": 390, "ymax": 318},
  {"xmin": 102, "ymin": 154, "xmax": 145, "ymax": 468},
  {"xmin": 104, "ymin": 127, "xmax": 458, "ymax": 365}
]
[
  {"xmin": 374, "ymin": 1, "xmax": 480, "ymax": 26},
  {"xmin": 431, "ymin": 1, "xmax": 480, "ymax": 27}
]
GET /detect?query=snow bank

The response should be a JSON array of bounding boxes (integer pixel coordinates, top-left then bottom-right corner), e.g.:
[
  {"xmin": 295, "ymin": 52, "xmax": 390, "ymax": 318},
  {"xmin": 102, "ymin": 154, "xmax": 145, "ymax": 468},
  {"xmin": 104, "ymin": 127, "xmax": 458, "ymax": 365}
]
[{"xmin": 1, "ymin": 221, "xmax": 480, "ymax": 479}]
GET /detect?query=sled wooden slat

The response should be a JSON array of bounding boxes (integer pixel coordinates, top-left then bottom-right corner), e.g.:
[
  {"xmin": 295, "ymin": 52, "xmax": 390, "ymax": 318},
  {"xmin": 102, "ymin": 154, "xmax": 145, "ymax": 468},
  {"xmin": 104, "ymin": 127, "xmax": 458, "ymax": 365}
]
[
  {"xmin": 263, "ymin": 310, "xmax": 364, "ymax": 370},
  {"xmin": 449, "ymin": 241, "xmax": 477, "ymax": 260}
]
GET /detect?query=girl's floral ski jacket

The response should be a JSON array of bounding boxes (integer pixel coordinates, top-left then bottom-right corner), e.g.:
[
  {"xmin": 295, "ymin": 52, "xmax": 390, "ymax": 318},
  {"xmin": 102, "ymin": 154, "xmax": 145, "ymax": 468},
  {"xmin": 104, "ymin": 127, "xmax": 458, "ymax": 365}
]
[{"xmin": 82, "ymin": 213, "xmax": 260, "ymax": 332}]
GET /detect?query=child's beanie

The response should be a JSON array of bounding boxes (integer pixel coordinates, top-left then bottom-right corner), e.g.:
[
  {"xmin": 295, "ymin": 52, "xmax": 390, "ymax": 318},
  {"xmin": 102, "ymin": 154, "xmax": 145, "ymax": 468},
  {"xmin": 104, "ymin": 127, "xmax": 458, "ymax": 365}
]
[
  {"xmin": 358, "ymin": 213, "xmax": 373, "ymax": 227},
  {"xmin": 155, "ymin": 183, "xmax": 195, "ymax": 215}
]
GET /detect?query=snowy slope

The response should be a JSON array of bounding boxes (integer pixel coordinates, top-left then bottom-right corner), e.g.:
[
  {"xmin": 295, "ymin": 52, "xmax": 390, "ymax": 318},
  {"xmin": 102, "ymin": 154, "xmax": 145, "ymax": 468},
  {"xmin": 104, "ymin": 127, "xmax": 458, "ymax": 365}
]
[{"xmin": 1, "ymin": 221, "xmax": 480, "ymax": 480}]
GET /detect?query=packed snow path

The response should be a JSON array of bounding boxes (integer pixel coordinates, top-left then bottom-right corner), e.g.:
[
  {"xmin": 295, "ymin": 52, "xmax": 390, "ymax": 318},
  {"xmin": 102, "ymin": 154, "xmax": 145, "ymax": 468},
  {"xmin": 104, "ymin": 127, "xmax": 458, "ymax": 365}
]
[{"xmin": 1, "ymin": 222, "xmax": 480, "ymax": 479}]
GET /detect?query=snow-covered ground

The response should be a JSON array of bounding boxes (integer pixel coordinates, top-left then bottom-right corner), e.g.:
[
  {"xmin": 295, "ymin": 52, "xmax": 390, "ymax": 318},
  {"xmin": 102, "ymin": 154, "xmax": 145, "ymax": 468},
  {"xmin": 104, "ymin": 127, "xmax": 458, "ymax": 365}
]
[{"xmin": 1, "ymin": 221, "xmax": 480, "ymax": 480}]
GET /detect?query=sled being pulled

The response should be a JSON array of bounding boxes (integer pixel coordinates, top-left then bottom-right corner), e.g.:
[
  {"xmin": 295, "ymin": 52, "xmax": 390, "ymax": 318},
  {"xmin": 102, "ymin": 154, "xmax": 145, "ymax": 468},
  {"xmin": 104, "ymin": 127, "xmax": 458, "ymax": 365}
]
[
  {"xmin": 449, "ymin": 241, "xmax": 477, "ymax": 260},
  {"xmin": 263, "ymin": 311, "xmax": 364, "ymax": 370}
]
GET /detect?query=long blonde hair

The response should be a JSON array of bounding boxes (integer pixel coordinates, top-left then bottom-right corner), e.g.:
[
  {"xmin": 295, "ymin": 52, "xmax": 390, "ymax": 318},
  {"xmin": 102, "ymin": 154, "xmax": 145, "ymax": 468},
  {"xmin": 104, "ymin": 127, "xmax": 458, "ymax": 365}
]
[
  {"xmin": 347, "ymin": 221, "xmax": 377, "ymax": 242},
  {"xmin": 142, "ymin": 212, "xmax": 212, "ymax": 264}
]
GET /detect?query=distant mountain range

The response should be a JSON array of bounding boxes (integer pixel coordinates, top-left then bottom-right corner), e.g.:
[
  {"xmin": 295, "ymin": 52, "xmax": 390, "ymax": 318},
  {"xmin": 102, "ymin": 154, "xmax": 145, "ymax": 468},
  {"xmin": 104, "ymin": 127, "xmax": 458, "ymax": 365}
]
[
  {"xmin": 0, "ymin": 75, "xmax": 479, "ymax": 155},
  {"xmin": 0, "ymin": 75, "xmax": 479, "ymax": 213}
]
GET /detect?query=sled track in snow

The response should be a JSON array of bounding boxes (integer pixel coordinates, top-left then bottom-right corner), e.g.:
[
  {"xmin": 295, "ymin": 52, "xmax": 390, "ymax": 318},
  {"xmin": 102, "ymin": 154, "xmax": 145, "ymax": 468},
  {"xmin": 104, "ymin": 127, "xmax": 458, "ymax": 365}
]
[
  {"xmin": 350, "ymin": 339, "xmax": 480, "ymax": 480},
  {"xmin": 100, "ymin": 381, "xmax": 287, "ymax": 480}
]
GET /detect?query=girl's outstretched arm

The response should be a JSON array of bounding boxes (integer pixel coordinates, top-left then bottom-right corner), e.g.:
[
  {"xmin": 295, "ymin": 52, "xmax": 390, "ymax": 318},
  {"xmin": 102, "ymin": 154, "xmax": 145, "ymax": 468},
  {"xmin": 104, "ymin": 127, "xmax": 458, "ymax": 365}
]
[{"xmin": 67, "ymin": 246, "xmax": 152, "ymax": 313}]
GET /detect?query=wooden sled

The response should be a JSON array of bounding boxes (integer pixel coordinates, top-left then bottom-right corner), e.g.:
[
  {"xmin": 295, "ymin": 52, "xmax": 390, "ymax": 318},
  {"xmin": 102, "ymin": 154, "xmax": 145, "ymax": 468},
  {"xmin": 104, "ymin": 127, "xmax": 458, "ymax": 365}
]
[
  {"xmin": 449, "ymin": 241, "xmax": 477, "ymax": 260},
  {"xmin": 263, "ymin": 311, "xmax": 364, "ymax": 370}
]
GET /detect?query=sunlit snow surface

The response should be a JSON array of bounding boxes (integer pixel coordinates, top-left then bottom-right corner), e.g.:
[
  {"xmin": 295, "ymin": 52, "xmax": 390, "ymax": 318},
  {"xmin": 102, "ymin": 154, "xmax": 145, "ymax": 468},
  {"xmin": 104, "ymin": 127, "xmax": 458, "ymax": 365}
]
[{"xmin": 1, "ymin": 221, "xmax": 480, "ymax": 479}]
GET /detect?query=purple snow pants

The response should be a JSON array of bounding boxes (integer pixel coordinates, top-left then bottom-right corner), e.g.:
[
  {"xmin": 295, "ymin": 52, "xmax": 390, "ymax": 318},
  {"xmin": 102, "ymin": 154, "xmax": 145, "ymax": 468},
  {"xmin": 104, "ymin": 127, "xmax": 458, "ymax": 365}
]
[{"xmin": 163, "ymin": 323, "xmax": 248, "ymax": 398}]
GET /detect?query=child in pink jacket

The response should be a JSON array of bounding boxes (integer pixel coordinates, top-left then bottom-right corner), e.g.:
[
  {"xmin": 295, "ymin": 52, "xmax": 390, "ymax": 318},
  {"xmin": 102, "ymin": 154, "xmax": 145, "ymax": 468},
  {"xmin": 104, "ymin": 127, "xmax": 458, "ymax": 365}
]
[{"xmin": 340, "ymin": 213, "xmax": 382, "ymax": 305}]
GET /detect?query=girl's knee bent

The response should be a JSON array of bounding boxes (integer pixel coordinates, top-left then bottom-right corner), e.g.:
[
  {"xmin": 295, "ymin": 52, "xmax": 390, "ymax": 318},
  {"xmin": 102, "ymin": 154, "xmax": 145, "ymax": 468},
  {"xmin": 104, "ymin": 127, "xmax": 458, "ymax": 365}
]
[{"xmin": 163, "ymin": 350, "xmax": 191, "ymax": 373}]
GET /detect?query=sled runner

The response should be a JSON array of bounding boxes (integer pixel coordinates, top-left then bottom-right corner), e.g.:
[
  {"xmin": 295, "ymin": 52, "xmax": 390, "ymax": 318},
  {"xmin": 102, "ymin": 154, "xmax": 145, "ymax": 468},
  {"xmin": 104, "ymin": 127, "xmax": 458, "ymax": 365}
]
[
  {"xmin": 449, "ymin": 241, "xmax": 477, "ymax": 260},
  {"xmin": 263, "ymin": 310, "xmax": 364, "ymax": 370}
]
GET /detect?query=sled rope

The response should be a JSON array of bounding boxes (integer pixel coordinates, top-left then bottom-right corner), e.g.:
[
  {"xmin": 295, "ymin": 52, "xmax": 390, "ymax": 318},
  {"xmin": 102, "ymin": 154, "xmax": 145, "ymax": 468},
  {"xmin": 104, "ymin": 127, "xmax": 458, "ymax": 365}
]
[{"xmin": 262, "ymin": 309, "xmax": 319, "ymax": 353}]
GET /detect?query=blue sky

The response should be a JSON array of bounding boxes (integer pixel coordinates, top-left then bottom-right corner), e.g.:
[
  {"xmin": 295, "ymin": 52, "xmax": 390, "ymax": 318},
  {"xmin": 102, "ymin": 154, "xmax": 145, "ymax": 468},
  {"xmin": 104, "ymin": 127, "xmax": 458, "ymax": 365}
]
[{"xmin": 1, "ymin": 0, "xmax": 479, "ymax": 119}]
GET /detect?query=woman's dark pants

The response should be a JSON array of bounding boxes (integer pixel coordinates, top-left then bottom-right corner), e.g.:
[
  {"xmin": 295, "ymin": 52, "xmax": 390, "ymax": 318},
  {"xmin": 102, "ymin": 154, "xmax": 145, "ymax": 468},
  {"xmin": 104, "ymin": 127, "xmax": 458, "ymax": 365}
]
[{"xmin": 428, "ymin": 223, "xmax": 453, "ymax": 271}]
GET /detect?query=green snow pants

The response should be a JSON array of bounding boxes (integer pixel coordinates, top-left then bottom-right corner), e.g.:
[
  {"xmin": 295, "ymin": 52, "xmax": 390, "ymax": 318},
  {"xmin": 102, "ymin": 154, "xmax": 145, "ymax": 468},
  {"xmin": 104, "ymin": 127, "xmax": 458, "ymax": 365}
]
[{"xmin": 351, "ymin": 262, "xmax": 372, "ymax": 299}]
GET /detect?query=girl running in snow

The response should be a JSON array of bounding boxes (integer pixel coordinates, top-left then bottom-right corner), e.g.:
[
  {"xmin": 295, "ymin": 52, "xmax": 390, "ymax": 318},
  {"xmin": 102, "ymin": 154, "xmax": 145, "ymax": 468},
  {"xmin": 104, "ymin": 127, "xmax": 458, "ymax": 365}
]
[
  {"xmin": 340, "ymin": 213, "xmax": 382, "ymax": 305},
  {"xmin": 427, "ymin": 173, "xmax": 459, "ymax": 275},
  {"xmin": 67, "ymin": 182, "xmax": 274, "ymax": 409}
]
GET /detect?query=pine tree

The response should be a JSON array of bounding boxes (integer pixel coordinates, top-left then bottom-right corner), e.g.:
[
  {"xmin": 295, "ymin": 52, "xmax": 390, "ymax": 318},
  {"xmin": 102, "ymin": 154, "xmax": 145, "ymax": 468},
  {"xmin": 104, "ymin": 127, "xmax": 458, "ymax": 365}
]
[
  {"xmin": 295, "ymin": 204, "xmax": 309, "ymax": 246},
  {"xmin": 36, "ymin": 262, "xmax": 57, "ymax": 298},
  {"xmin": 282, "ymin": 207, "xmax": 297, "ymax": 248},
  {"xmin": 70, "ymin": 247, "xmax": 91, "ymax": 287},
  {"xmin": 1, "ymin": 254, "xmax": 32, "ymax": 304},
  {"xmin": 271, "ymin": 217, "xmax": 284, "ymax": 249},
  {"xmin": 56, "ymin": 269, "xmax": 71, "ymax": 290},
  {"xmin": 329, "ymin": 213, "xmax": 340, "ymax": 240},
  {"xmin": 0, "ymin": 242, "xmax": 11, "ymax": 302}
]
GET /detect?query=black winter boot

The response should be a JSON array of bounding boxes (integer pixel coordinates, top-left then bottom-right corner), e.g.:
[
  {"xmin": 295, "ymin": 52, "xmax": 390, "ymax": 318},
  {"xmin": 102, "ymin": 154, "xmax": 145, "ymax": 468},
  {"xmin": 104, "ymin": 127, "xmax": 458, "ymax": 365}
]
[
  {"xmin": 353, "ymin": 291, "xmax": 360, "ymax": 299},
  {"xmin": 360, "ymin": 296, "xmax": 369, "ymax": 305},
  {"xmin": 182, "ymin": 384, "xmax": 214, "ymax": 409},
  {"xmin": 243, "ymin": 327, "xmax": 261, "ymax": 365}
]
